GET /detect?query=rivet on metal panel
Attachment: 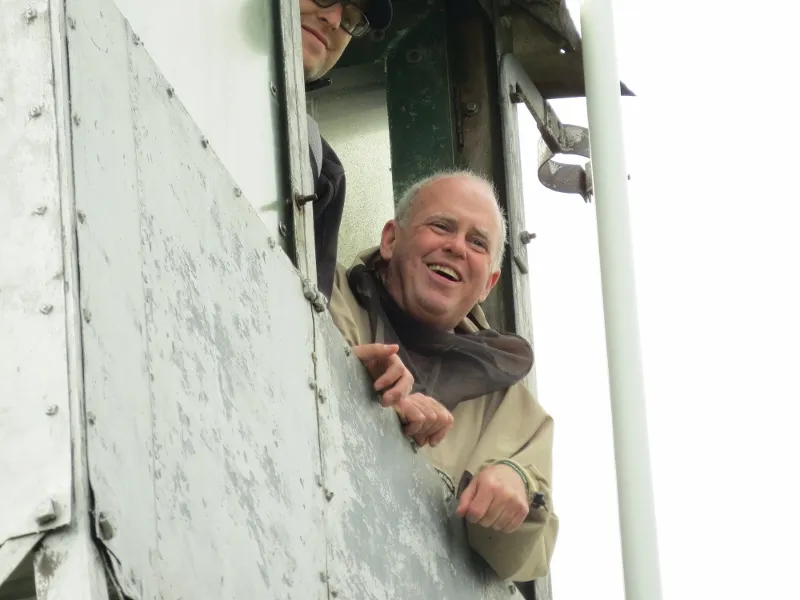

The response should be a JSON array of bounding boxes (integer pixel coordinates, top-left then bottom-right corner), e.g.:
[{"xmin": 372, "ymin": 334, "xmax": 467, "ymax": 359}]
[
  {"xmin": 72, "ymin": 113, "xmax": 81, "ymax": 126},
  {"xmin": 513, "ymin": 254, "xmax": 529, "ymax": 275},
  {"xmin": 45, "ymin": 404, "xmax": 58, "ymax": 416},
  {"xmin": 319, "ymin": 572, "xmax": 328, "ymax": 583},
  {"xmin": 278, "ymin": 222, "xmax": 288, "ymax": 237},
  {"xmin": 344, "ymin": 346, "xmax": 351, "ymax": 357},
  {"xmin": 29, "ymin": 104, "xmax": 43, "ymax": 118},
  {"xmin": 233, "ymin": 186, "xmax": 242, "ymax": 198},
  {"xmin": 519, "ymin": 230, "xmax": 537, "ymax": 244},
  {"xmin": 509, "ymin": 584, "xmax": 516, "ymax": 594},
  {"xmin": 35, "ymin": 499, "xmax": 58, "ymax": 525},
  {"xmin": 39, "ymin": 304, "xmax": 54, "ymax": 315},
  {"xmin": 32, "ymin": 205, "xmax": 48, "ymax": 216},
  {"xmin": 270, "ymin": 82, "xmax": 278, "ymax": 97},
  {"xmin": 166, "ymin": 86, "xmax": 175, "ymax": 98},
  {"xmin": 97, "ymin": 512, "xmax": 115, "ymax": 540},
  {"xmin": 77, "ymin": 210, "xmax": 86, "ymax": 223},
  {"xmin": 201, "ymin": 137, "xmax": 209, "ymax": 149},
  {"xmin": 67, "ymin": 16, "xmax": 76, "ymax": 29},
  {"xmin": 405, "ymin": 48, "xmax": 422, "ymax": 64},
  {"xmin": 267, "ymin": 237, "xmax": 276, "ymax": 249},
  {"xmin": 302, "ymin": 279, "xmax": 317, "ymax": 302},
  {"xmin": 324, "ymin": 490, "xmax": 334, "ymax": 502},
  {"xmin": 87, "ymin": 412, "xmax": 96, "ymax": 425},
  {"xmin": 131, "ymin": 33, "xmax": 142, "ymax": 46},
  {"xmin": 311, "ymin": 291, "xmax": 327, "ymax": 313},
  {"xmin": 464, "ymin": 102, "xmax": 480, "ymax": 116},
  {"xmin": 308, "ymin": 378, "xmax": 316, "ymax": 390},
  {"xmin": 24, "ymin": 7, "xmax": 37, "ymax": 22},
  {"xmin": 82, "ymin": 308, "xmax": 92, "ymax": 323}
]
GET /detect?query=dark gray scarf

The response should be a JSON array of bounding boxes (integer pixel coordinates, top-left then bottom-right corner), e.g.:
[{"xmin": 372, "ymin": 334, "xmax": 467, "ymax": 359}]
[{"xmin": 347, "ymin": 261, "xmax": 533, "ymax": 410}]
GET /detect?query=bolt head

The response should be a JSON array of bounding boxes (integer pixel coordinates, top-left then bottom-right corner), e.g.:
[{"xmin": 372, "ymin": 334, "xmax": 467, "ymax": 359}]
[
  {"xmin": 35, "ymin": 499, "xmax": 58, "ymax": 525},
  {"xmin": 45, "ymin": 404, "xmax": 58, "ymax": 416}
]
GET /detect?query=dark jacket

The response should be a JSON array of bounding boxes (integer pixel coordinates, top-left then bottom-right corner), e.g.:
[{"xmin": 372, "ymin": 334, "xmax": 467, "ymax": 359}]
[{"xmin": 312, "ymin": 136, "xmax": 346, "ymax": 300}]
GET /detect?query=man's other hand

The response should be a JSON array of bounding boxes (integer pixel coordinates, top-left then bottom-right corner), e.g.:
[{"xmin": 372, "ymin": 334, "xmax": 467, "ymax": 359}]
[
  {"xmin": 352, "ymin": 343, "xmax": 413, "ymax": 407},
  {"xmin": 455, "ymin": 464, "xmax": 529, "ymax": 533},
  {"xmin": 394, "ymin": 393, "xmax": 454, "ymax": 448}
]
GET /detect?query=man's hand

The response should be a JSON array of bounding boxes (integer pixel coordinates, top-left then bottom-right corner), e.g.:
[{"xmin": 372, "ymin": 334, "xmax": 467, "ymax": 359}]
[
  {"xmin": 455, "ymin": 463, "xmax": 529, "ymax": 533},
  {"xmin": 352, "ymin": 343, "xmax": 414, "ymax": 407},
  {"xmin": 394, "ymin": 393, "xmax": 454, "ymax": 448}
]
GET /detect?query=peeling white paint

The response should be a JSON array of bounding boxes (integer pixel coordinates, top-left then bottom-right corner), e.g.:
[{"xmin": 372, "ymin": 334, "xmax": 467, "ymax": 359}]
[{"xmin": 0, "ymin": 0, "xmax": 72, "ymax": 547}]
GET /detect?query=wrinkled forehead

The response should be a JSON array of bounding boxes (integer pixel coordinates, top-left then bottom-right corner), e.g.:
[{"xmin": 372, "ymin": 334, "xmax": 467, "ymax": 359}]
[{"xmin": 412, "ymin": 178, "xmax": 503, "ymax": 239}]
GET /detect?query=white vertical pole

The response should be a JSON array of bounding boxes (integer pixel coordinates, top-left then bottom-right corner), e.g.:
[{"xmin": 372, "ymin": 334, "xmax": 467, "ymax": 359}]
[{"xmin": 580, "ymin": 1, "xmax": 663, "ymax": 599}]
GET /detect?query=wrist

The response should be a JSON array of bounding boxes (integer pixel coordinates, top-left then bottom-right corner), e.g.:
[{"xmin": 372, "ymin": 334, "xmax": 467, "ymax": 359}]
[{"xmin": 491, "ymin": 459, "xmax": 531, "ymax": 498}]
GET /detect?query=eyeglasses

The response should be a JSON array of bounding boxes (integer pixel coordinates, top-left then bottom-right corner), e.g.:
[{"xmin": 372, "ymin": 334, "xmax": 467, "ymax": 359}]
[{"xmin": 311, "ymin": 0, "xmax": 371, "ymax": 38}]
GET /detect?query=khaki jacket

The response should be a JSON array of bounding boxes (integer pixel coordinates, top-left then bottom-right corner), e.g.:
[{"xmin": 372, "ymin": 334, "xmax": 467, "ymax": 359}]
[{"xmin": 329, "ymin": 250, "xmax": 559, "ymax": 582}]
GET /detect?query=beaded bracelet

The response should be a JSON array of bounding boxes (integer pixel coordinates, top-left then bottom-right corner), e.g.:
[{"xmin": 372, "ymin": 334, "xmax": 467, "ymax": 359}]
[{"xmin": 492, "ymin": 459, "xmax": 531, "ymax": 498}]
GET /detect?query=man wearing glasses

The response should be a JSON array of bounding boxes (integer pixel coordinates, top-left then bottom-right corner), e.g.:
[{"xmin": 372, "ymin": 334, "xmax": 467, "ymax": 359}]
[{"xmin": 299, "ymin": 0, "xmax": 393, "ymax": 300}]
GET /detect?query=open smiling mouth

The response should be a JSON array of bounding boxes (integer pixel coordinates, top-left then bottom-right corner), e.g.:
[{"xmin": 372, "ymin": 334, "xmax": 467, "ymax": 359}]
[{"xmin": 427, "ymin": 264, "xmax": 461, "ymax": 282}]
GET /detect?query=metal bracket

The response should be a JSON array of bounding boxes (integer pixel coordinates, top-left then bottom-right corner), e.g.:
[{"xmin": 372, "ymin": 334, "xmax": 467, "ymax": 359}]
[
  {"xmin": 501, "ymin": 54, "xmax": 593, "ymax": 201},
  {"xmin": 537, "ymin": 124, "xmax": 593, "ymax": 201}
]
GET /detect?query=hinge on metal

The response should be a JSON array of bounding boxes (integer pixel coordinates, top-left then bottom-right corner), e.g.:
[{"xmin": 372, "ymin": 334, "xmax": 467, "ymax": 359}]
[{"xmin": 301, "ymin": 278, "xmax": 327, "ymax": 313}]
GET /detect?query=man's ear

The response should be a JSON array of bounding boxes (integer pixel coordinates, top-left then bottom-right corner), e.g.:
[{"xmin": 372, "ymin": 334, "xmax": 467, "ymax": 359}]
[
  {"xmin": 479, "ymin": 270, "xmax": 501, "ymax": 303},
  {"xmin": 379, "ymin": 220, "xmax": 398, "ymax": 261}
]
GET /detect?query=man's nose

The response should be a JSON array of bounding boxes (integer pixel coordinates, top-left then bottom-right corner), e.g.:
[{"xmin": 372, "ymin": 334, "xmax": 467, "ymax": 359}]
[
  {"xmin": 318, "ymin": 2, "xmax": 343, "ymax": 29},
  {"xmin": 443, "ymin": 234, "xmax": 468, "ymax": 258}
]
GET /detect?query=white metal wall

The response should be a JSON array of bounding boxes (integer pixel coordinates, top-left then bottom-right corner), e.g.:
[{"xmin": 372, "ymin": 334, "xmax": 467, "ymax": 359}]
[
  {"xmin": 110, "ymin": 0, "xmax": 287, "ymax": 237},
  {"xmin": 0, "ymin": 0, "xmax": 73, "ymax": 547}
]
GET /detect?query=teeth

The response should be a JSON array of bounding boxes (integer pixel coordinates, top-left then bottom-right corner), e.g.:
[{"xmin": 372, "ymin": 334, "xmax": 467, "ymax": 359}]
[{"xmin": 428, "ymin": 264, "xmax": 460, "ymax": 281}]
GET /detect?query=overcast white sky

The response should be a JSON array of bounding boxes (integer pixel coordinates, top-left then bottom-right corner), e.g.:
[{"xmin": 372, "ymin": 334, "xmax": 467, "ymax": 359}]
[{"xmin": 519, "ymin": 1, "xmax": 800, "ymax": 598}]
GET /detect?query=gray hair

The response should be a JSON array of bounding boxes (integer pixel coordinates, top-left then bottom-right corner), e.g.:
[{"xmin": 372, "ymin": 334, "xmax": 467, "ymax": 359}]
[{"xmin": 395, "ymin": 170, "xmax": 508, "ymax": 270}]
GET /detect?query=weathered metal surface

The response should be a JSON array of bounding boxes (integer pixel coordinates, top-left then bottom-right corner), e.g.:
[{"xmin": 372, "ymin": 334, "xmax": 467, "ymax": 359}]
[
  {"xmin": 33, "ymin": 529, "xmax": 111, "ymax": 600},
  {"xmin": 67, "ymin": 0, "xmax": 325, "ymax": 598},
  {"xmin": 276, "ymin": 0, "xmax": 319, "ymax": 280},
  {"xmin": 108, "ymin": 0, "xmax": 289, "ymax": 244},
  {"xmin": 0, "ymin": 0, "xmax": 72, "ymax": 546},
  {"xmin": 494, "ymin": 16, "xmax": 540, "ymax": 417},
  {"xmin": 386, "ymin": 0, "xmax": 456, "ymax": 199},
  {"xmin": 313, "ymin": 316, "xmax": 525, "ymax": 599}
]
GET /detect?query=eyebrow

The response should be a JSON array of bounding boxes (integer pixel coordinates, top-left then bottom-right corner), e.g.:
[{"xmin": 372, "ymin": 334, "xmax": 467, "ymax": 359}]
[{"xmin": 425, "ymin": 213, "xmax": 491, "ymax": 241}]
